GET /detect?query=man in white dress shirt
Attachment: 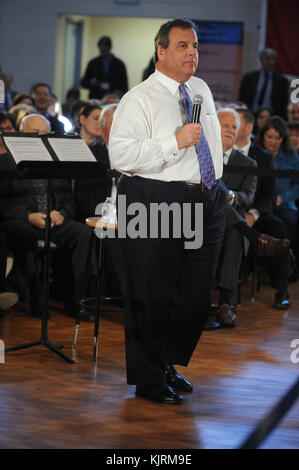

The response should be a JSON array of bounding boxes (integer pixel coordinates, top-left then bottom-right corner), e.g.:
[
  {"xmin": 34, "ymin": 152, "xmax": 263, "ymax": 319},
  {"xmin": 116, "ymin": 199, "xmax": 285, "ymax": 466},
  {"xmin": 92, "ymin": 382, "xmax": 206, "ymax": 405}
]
[{"xmin": 109, "ymin": 19, "xmax": 227, "ymax": 404}]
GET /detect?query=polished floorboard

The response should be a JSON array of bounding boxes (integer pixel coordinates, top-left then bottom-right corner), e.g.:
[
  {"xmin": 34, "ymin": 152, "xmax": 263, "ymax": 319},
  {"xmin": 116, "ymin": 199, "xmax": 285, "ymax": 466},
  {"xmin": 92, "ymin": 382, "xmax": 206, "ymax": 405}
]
[{"xmin": 0, "ymin": 280, "xmax": 298, "ymax": 450}]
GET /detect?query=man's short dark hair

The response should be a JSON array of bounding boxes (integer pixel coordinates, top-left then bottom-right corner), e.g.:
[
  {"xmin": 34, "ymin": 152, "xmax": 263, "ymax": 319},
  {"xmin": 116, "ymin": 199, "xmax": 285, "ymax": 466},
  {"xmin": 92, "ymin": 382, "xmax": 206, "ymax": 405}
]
[
  {"xmin": 30, "ymin": 82, "xmax": 52, "ymax": 96},
  {"xmin": 0, "ymin": 112, "xmax": 16, "ymax": 129},
  {"xmin": 259, "ymin": 48, "xmax": 277, "ymax": 61},
  {"xmin": 154, "ymin": 18, "xmax": 196, "ymax": 63},
  {"xmin": 236, "ymin": 108, "xmax": 255, "ymax": 124},
  {"xmin": 288, "ymin": 121, "xmax": 299, "ymax": 132},
  {"xmin": 97, "ymin": 36, "xmax": 112, "ymax": 50}
]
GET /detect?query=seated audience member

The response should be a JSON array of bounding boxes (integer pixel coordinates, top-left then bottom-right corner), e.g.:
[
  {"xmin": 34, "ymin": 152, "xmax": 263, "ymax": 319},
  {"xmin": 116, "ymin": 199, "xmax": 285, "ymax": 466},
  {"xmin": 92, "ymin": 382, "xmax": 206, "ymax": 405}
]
[
  {"xmin": 212, "ymin": 108, "xmax": 257, "ymax": 328},
  {"xmin": 288, "ymin": 121, "xmax": 299, "ymax": 155},
  {"xmin": 74, "ymin": 104, "xmax": 112, "ymax": 222},
  {"xmin": 253, "ymin": 107, "xmax": 272, "ymax": 136},
  {"xmin": 0, "ymin": 114, "xmax": 97, "ymax": 319},
  {"xmin": 0, "ymin": 112, "xmax": 17, "ymax": 153},
  {"xmin": 11, "ymin": 94, "xmax": 34, "ymax": 107},
  {"xmin": 256, "ymin": 116, "xmax": 299, "ymax": 244},
  {"xmin": 70, "ymin": 100, "xmax": 89, "ymax": 132},
  {"xmin": 99, "ymin": 103, "xmax": 117, "ymax": 149},
  {"xmin": 100, "ymin": 94, "xmax": 120, "ymax": 105},
  {"xmin": 235, "ymin": 108, "xmax": 292, "ymax": 309},
  {"xmin": 47, "ymin": 92, "xmax": 59, "ymax": 118},
  {"xmin": 87, "ymin": 99, "xmax": 103, "ymax": 108},
  {"xmin": 29, "ymin": 83, "xmax": 64, "ymax": 133},
  {"xmin": 287, "ymin": 121, "xmax": 299, "ymax": 267},
  {"xmin": 62, "ymin": 87, "xmax": 80, "ymax": 120},
  {"xmin": 74, "ymin": 103, "xmax": 121, "ymax": 301},
  {"xmin": 226, "ymin": 101, "xmax": 247, "ymax": 110},
  {"xmin": 287, "ymin": 103, "xmax": 299, "ymax": 122},
  {"xmin": 208, "ymin": 108, "xmax": 289, "ymax": 329},
  {"xmin": 8, "ymin": 103, "xmax": 37, "ymax": 130},
  {"xmin": 0, "ymin": 230, "xmax": 20, "ymax": 319}
]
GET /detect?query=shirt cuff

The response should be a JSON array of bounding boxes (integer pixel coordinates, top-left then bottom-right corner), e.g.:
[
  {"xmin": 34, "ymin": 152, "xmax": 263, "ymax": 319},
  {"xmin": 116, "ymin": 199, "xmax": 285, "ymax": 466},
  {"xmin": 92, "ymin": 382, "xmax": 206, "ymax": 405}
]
[
  {"xmin": 248, "ymin": 208, "xmax": 260, "ymax": 222},
  {"xmin": 159, "ymin": 135, "xmax": 179, "ymax": 162}
]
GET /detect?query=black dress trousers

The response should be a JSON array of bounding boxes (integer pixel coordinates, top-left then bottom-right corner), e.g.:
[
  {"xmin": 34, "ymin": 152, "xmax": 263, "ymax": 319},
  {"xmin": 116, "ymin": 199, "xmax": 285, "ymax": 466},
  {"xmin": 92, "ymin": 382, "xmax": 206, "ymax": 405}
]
[{"xmin": 117, "ymin": 175, "xmax": 227, "ymax": 385}]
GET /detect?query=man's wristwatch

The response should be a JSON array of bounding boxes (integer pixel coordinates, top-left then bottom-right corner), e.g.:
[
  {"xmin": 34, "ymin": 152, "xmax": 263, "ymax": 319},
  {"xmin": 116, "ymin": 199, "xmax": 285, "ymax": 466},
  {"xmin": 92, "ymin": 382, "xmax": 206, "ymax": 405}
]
[{"xmin": 228, "ymin": 190, "xmax": 235, "ymax": 205}]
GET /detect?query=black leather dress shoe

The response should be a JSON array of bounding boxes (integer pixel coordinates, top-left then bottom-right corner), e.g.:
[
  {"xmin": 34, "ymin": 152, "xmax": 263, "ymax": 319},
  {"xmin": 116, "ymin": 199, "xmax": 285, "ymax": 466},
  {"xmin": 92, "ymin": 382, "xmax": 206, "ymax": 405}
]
[
  {"xmin": 165, "ymin": 364, "xmax": 193, "ymax": 393},
  {"xmin": 217, "ymin": 304, "xmax": 236, "ymax": 328},
  {"xmin": 204, "ymin": 317, "xmax": 221, "ymax": 330},
  {"xmin": 274, "ymin": 292, "xmax": 290, "ymax": 310},
  {"xmin": 135, "ymin": 384, "xmax": 182, "ymax": 404}
]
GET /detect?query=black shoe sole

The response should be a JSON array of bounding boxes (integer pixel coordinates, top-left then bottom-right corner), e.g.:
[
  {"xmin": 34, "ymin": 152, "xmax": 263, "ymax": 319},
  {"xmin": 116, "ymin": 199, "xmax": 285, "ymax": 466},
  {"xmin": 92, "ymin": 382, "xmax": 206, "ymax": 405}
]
[
  {"xmin": 220, "ymin": 322, "xmax": 236, "ymax": 328},
  {"xmin": 135, "ymin": 387, "xmax": 183, "ymax": 404},
  {"xmin": 273, "ymin": 303, "xmax": 290, "ymax": 310}
]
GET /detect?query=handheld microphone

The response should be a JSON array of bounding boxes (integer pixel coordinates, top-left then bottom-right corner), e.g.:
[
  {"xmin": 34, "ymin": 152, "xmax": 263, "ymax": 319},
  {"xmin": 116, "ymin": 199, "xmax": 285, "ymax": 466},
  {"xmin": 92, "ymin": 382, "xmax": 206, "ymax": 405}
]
[{"xmin": 191, "ymin": 95, "xmax": 203, "ymax": 123}]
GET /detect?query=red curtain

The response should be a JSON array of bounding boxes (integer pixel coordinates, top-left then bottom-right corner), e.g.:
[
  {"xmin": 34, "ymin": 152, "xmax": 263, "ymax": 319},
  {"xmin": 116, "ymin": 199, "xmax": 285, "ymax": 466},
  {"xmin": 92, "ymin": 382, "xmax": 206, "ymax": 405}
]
[{"xmin": 266, "ymin": 0, "xmax": 299, "ymax": 75}]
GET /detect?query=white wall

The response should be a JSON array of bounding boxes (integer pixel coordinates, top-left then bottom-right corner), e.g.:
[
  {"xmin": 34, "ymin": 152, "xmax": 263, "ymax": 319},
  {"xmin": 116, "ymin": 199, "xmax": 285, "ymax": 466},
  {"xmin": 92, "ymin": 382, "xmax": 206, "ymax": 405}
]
[{"xmin": 0, "ymin": 0, "xmax": 264, "ymax": 98}]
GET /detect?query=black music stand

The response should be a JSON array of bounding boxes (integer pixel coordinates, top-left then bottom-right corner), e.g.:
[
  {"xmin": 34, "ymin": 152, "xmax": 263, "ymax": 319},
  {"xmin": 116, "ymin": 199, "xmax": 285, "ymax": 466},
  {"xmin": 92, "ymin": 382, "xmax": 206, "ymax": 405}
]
[
  {"xmin": 2, "ymin": 135, "xmax": 108, "ymax": 363},
  {"xmin": 5, "ymin": 176, "xmax": 74, "ymax": 362}
]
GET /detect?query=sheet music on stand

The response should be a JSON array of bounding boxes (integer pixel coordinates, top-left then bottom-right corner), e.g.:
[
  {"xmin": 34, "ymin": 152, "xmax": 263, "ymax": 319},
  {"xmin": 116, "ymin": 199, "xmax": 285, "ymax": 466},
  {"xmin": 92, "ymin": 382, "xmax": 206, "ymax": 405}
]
[{"xmin": 1, "ymin": 132, "xmax": 107, "ymax": 178}]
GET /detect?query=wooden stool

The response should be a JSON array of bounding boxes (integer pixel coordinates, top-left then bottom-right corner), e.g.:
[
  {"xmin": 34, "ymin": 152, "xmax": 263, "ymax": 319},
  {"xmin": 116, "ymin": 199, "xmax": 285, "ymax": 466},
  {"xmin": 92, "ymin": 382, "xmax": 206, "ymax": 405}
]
[{"xmin": 72, "ymin": 216, "xmax": 121, "ymax": 361}]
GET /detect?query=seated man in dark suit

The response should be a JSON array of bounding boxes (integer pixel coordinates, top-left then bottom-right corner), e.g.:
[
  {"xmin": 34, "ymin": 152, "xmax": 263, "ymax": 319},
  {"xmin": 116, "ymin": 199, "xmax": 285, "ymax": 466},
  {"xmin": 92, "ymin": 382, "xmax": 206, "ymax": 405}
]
[
  {"xmin": 29, "ymin": 83, "xmax": 64, "ymax": 133},
  {"xmin": 238, "ymin": 48, "xmax": 289, "ymax": 119},
  {"xmin": 209, "ymin": 108, "xmax": 288, "ymax": 329},
  {"xmin": 235, "ymin": 108, "xmax": 291, "ymax": 309},
  {"xmin": 0, "ymin": 114, "xmax": 96, "ymax": 319},
  {"xmin": 214, "ymin": 108, "xmax": 257, "ymax": 327}
]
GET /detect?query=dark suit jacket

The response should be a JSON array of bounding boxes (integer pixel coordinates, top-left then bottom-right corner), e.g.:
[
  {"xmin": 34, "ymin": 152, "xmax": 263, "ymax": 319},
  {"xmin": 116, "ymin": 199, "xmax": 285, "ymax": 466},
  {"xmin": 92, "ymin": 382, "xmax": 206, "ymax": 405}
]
[
  {"xmin": 81, "ymin": 54, "xmax": 128, "ymax": 99},
  {"xmin": 0, "ymin": 178, "xmax": 76, "ymax": 221},
  {"xmin": 238, "ymin": 70, "xmax": 289, "ymax": 119},
  {"xmin": 248, "ymin": 143, "xmax": 277, "ymax": 215},
  {"xmin": 47, "ymin": 114, "xmax": 64, "ymax": 134},
  {"xmin": 222, "ymin": 148, "xmax": 257, "ymax": 220}
]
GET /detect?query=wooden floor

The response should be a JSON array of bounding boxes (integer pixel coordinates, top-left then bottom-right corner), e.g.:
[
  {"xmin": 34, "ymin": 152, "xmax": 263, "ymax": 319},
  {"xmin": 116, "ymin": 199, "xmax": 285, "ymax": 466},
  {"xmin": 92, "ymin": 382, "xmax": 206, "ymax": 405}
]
[{"xmin": 0, "ymin": 280, "xmax": 298, "ymax": 450}]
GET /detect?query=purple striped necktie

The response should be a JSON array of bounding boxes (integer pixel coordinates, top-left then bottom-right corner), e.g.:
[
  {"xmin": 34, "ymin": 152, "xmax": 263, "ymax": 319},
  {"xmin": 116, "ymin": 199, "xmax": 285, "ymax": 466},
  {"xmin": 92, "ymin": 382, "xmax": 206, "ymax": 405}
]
[{"xmin": 179, "ymin": 83, "xmax": 216, "ymax": 189}]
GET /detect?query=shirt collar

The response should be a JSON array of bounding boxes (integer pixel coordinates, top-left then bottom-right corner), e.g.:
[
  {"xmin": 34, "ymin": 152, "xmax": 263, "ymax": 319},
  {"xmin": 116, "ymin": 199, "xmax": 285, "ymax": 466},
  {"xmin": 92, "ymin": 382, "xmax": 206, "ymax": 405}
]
[
  {"xmin": 223, "ymin": 147, "xmax": 233, "ymax": 164},
  {"xmin": 155, "ymin": 70, "xmax": 193, "ymax": 96},
  {"xmin": 234, "ymin": 140, "xmax": 251, "ymax": 156}
]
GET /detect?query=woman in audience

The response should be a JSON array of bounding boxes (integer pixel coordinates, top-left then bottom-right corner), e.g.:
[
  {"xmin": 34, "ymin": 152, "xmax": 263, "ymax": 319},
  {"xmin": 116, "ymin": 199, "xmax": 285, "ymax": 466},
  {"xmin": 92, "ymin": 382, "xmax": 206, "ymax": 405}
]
[
  {"xmin": 256, "ymin": 116, "xmax": 299, "ymax": 244},
  {"xmin": 288, "ymin": 121, "xmax": 299, "ymax": 155},
  {"xmin": 253, "ymin": 107, "xmax": 272, "ymax": 136},
  {"xmin": 70, "ymin": 100, "xmax": 88, "ymax": 133},
  {"xmin": 8, "ymin": 103, "xmax": 37, "ymax": 129},
  {"xmin": 74, "ymin": 104, "xmax": 111, "ymax": 222},
  {"xmin": 11, "ymin": 93, "xmax": 34, "ymax": 107}
]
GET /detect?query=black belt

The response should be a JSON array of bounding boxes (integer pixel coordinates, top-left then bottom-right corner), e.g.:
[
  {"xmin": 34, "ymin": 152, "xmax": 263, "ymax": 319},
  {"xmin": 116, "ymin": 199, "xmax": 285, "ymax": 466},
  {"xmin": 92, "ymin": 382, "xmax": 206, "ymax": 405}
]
[
  {"xmin": 168, "ymin": 180, "xmax": 218, "ymax": 191},
  {"xmin": 132, "ymin": 175, "xmax": 218, "ymax": 192}
]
